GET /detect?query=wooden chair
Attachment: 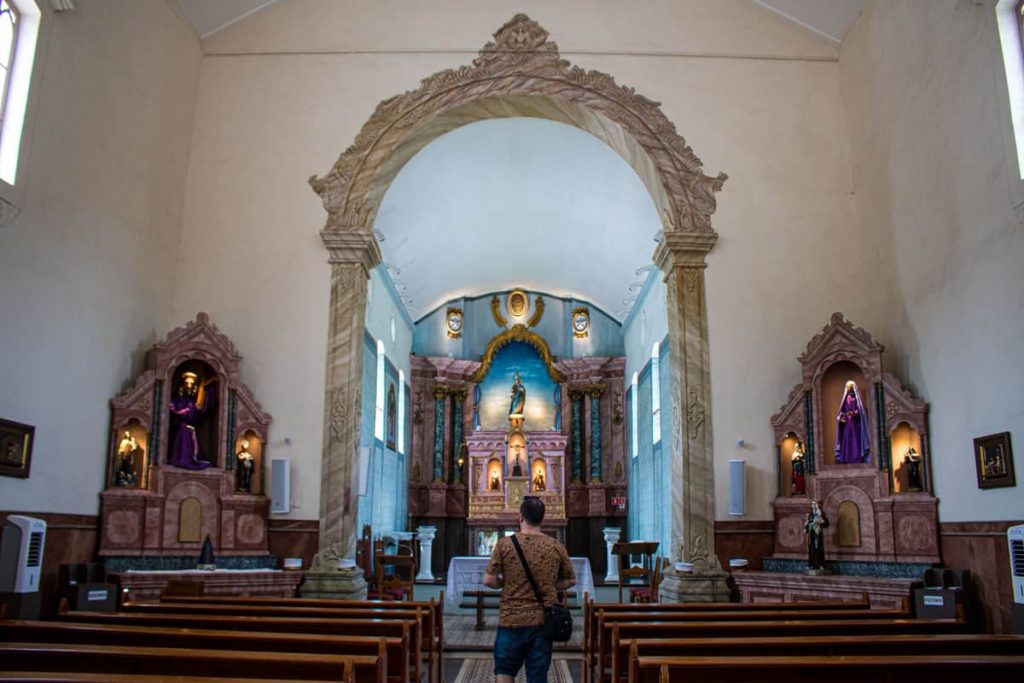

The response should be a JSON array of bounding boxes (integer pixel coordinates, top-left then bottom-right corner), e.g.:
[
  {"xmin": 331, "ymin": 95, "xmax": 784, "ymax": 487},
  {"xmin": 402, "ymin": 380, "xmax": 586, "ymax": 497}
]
[
  {"xmin": 629, "ymin": 557, "xmax": 668, "ymax": 604},
  {"xmin": 376, "ymin": 554, "xmax": 416, "ymax": 602},
  {"xmin": 613, "ymin": 542, "xmax": 659, "ymax": 603}
]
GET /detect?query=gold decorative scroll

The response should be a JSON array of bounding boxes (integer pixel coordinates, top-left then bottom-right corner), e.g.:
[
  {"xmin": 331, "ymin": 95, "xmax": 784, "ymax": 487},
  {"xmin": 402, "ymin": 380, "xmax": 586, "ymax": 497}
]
[
  {"xmin": 490, "ymin": 296, "xmax": 508, "ymax": 328},
  {"xmin": 527, "ymin": 296, "xmax": 545, "ymax": 328},
  {"xmin": 468, "ymin": 324, "xmax": 567, "ymax": 383}
]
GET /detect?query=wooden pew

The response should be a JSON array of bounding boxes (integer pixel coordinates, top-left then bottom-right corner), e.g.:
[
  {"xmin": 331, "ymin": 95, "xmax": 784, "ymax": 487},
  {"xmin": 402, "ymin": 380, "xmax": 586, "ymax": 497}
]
[
  {"xmin": 591, "ymin": 617, "xmax": 965, "ymax": 683},
  {"xmin": 0, "ymin": 676, "xmax": 338, "ymax": 683},
  {"xmin": 0, "ymin": 620, "xmax": 410, "ymax": 683},
  {"xmin": 587, "ymin": 606, "xmax": 911, "ymax": 682},
  {"xmin": 581, "ymin": 595, "xmax": 874, "ymax": 681},
  {"xmin": 612, "ymin": 633, "xmax": 1024, "ymax": 683},
  {"xmin": 160, "ymin": 593, "xmax": 444, "ymax": 673},
  {"xmin": 0, "ymin": 642, "xmax": 384, "ymax": 683},
  {"xmin": 57, "ymin": 611, "xmax": 417, "ymax": 683},
  {"xmin": 629, "ymin": 653, "xmax": 1024, "ymax": 683},
  {"xmin": 118, "ymin": 601, "xmax": 428, "ymax": 683}
]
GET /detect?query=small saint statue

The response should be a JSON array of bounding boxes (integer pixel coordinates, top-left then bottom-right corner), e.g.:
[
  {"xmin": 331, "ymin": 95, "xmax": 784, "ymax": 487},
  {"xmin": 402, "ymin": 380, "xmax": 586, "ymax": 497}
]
[
  {"xmin": 790, "ymin": 442, "xmax": 806, "ymax": 495},
  {"xmin": 906, "ymin": 447, "xmax": 923, "ymax": 491},
  {"xmin": 169, "ymin": 371, "xmax": 216, "ymax": 470},
  {"xmin": 490, "ymin": 471, "xmax": 501, "ymax": 491},
  {"xmin": 508, "ymin": 371, "xmax": 526, "ymax": 428},
  {"xmin": 835, "ymin": 380, "xmax": 870, "ymax": 464},
  {"xmin": 804, "ymin": 500, "xmax": 830, "ymax": 574},
  {"xmin": 197, "ymin": 535, "xmax": 216, "ymax": 570},
  {"xmin": 236, "ymin": 439, "xmax": 255, "ymax": 493},
  {"xmin": 115, "ymin": 430, "xmax": 141, "ymax": 487},
  {"xmin": 532, "ymin": 468, "xmax": 546, "ymax": 491}
]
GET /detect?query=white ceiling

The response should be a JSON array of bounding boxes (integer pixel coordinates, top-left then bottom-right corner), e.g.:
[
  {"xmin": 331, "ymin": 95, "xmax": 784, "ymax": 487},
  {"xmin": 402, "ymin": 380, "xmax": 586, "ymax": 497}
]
[
  {"xmin": 755, "ymin": 0, "xmax": 869, "ymax": 44},
  {"xmin": 171, "ymin": 0, "xmax": 280, "ymax": 40},
  {"xmin": 171, "ymin": 1, "xmax": 868, "ymax": 45},
  {"xmin": 374, "ymin": 118, "xmax": 662, "ymax": 322}
]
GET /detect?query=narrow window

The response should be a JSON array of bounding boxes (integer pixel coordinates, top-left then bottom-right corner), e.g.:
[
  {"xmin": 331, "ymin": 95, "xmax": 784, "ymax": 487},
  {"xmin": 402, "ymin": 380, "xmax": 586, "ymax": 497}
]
[
  {"xmin": 631, "ymin": 372, "xmax": 639, "ymax": 458},
  {"xmin": 374, "ymin": 340, "xmax": 385, "ymax": 440},
  {"xmin": 397, "ymin": 370, "xmax": 406, "ymax": 454},
  {"xmin": 0, "ymin": 1, "xmax": 40, "ymax": 185},
  {"xmin": 997, "ymin": 0, "xmax": 1024, "ymax": 178},
  {"xmin": 651, "ymin": 342, "xmax": 661, "ymax": 444}
]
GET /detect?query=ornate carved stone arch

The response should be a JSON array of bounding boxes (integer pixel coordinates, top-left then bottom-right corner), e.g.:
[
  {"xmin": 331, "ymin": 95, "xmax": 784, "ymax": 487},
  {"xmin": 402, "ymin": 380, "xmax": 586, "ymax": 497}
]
[
  {"xmin": 311, "ymin": 15, "xmax": 727, "ymax": 574},
  {"xmin": 310, "ymin": 14, "xmax": 727, "ymax": 236}
]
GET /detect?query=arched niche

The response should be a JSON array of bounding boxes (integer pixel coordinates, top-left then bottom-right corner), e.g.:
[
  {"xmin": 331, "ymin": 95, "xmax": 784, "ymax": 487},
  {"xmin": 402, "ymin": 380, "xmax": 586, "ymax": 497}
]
[
  {"xmin": 506, "ymin": 432, "xmax": 527, "ymax": 477},
  {"xmin": 234, "ymin": 429, "xmax": 263, "ymax": 495},
  {"xmin": 486, "ymin": 458, "xmax": 503, "ymax": 493},
  {"xmin": 178, "ymin": 497, "xmax": 202, "ymax": 544},
  {"xmin": 778, "ymin": 432, "xmax": 807, "ymax": 498},
  {"xmin": 311, "ymin": 14, "xmax": 726, "ymax": 565},
  {"xmin": 110, "ymin": 418, "xmax": 148, "ymax": 489},
  {"xmin": 819, "ymin": 360, "xmax": 871, "ymax": 468},
  {"xmin": 836, "ymin": 500, "xmax": 861, "ymax": 547},
  {"xmin": 531, "ymin": 457, "xmax": 547, "ymax": 492},
  {"xmin": 890, "ymin": 421, "xmax": 924, "ymax": 493}
]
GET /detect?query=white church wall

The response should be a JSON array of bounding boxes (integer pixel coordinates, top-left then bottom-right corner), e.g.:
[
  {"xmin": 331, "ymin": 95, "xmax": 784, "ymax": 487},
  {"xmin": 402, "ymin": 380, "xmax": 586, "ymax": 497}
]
[
  {"xmin": 172, "ymin": 0, "xmax": 886, "ymax": 523},
  {"xmin": 839, "ymin": 0, "xmax": 1024, "ymax": 522},
  {"xmin": 0, "ymin": 1, "xmax": 201, "ymax": 514}
]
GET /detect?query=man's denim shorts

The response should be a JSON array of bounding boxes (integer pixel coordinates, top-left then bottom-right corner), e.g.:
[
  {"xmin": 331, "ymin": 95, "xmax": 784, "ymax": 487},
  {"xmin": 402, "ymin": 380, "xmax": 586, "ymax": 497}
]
[{"xmin": 493, "ymin": 624, "xmax": 553, "ymax": 681}]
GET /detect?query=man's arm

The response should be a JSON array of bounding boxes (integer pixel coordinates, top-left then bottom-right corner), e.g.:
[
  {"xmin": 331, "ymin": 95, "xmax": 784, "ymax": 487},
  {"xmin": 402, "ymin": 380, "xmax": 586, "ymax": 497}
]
[
  {"xmin": 482, "ymin": 539, "xmax": 504, "ymax": 589},
  {"xmin": 482, "ymin": 571, "xmax": 503, "ymax": 589},
  {"xmin": 555, "ymin": 546, "xmax": 577, "ymax": 591}
]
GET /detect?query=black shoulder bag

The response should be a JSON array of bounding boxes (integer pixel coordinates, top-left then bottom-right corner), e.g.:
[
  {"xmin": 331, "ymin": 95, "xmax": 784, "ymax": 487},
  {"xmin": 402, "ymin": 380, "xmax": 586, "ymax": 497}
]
[{"xmin": 509, "ymin": 534, "xmax": 573, "ymax": 642}]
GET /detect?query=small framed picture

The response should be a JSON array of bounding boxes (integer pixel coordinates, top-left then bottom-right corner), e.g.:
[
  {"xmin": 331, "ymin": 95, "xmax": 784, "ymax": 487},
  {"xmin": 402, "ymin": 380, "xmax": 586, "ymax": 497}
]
[
  {"xmin": 974, "ymin": 432, "xmax": 1015, "ymax": 490},
  {"xmin": 0, "ymin": 418, "xmax": 35, "ymax": 479}
]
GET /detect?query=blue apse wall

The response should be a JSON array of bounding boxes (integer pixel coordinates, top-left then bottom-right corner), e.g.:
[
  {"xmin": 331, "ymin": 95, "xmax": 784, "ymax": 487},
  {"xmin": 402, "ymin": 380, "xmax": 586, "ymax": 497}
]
[
  {"xmin": 412, "ymin": 289, "xmax": 624, "ymax": 359},
  {"xmin": 623, "ymin": 265, "xmax": 673, "ymax": 556},
  {"xmin": 357, "ymin": 266, "xmax": 414, "ymax": 536}
]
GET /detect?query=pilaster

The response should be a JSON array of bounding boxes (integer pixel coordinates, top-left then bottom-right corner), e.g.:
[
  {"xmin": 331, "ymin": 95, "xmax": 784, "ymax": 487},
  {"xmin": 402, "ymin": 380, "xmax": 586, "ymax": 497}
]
[
  {"xmin": 318, "ymin": 230, "xmax": 381, "ymax": 558},
  {"xmin": 654, "ymin": 231, "xmax": 719, "ymax": 571}
]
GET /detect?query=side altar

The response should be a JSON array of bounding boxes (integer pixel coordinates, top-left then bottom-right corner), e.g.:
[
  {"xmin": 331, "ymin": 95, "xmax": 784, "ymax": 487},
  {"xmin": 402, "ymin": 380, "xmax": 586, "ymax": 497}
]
[
  {"xmin": 736, "ymin": 314, "xmax": 939, "ymax": 606},
  {"xmin": 98, "ymin": 313, "xmax": 276, "ymax": 570}
]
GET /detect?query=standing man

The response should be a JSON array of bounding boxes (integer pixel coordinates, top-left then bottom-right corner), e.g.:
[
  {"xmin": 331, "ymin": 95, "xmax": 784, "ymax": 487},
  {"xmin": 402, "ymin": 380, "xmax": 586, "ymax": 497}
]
[{"xmin": 483, "ymin": 497, "xmax": 576, "ymax": 683}]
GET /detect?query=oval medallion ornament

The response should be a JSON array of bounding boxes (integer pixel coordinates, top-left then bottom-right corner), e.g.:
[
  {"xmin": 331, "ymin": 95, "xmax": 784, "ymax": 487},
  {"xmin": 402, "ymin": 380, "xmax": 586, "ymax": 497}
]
[
  {"xmin": 572, "ymin": 307, "xmax": 590, "ymax": 338},
  {"xmin": 446, "ymin": 307, "xmax": 464, "ymax": 338},
  {"xmin": 507, "ymin": 290, "xmax": 529, "ymax": 319}
]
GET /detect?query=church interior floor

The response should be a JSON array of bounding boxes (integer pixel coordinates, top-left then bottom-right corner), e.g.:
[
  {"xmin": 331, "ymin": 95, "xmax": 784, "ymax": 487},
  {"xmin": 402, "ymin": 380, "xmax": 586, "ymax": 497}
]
[{"xmin": 444, "ymin": 654, "xmax": 579, "ymax": 683}]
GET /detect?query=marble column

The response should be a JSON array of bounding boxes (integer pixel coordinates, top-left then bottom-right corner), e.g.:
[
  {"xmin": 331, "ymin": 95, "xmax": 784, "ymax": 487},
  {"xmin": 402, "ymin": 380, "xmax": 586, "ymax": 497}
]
[
  {"xmin": 432, "ymin": 386, "xmax": 448, "ymax": 482},
  {"xmin": 318, "ymin": 230, "xmax": 381, "ymax": 558},
  {"xmin": 415, "ymin": 525, "xmax": 437, "ymax": 581},
  {"xmin": 603, "ymin": 527, "xmax": 621, "ymax": 582},
  {"xmin": 451, "ymin": 388, "xmax": 466, "ymax": 482},
  {"xmin": 653, "ymin": 231, "xmax": 718, "ymax": 570},
  {"xmin": 569, "ymin": 388, "xmax": 584, "ymax": 483},
  {"xmin": 588, "ymin": 386, "xmax": 604, "ymax": 482}
]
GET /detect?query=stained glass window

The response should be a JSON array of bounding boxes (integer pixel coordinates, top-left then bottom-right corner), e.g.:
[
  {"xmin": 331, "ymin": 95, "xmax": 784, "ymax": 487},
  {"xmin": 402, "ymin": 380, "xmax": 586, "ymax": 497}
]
[{"xmin": 0, "ymin": 1, "xmax": 17, "ymax": 131}]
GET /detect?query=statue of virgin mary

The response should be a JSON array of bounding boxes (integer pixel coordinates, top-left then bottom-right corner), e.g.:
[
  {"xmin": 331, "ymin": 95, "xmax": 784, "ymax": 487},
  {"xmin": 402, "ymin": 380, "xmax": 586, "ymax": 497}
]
[
  {"xmin": 835, "ymin": 380, "xmax": 870, "ymax": 464},
  {"xmin": 509, "ymin": 371, "xmax": 526, "ymax": 418}
]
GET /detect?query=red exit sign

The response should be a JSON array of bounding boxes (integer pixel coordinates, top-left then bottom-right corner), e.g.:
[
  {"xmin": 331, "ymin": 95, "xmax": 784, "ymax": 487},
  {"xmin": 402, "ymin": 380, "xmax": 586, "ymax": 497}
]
[{"xmin": 611, "ymin": 497, "xmax": 627, "ymax": 508}]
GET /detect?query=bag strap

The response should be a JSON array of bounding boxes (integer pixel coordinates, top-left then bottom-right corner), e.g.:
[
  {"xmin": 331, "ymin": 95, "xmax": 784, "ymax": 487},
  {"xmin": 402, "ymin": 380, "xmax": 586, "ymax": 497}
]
[{"xmin": 510, "ymin": 534, "xmax": 545, "ymax": 608}]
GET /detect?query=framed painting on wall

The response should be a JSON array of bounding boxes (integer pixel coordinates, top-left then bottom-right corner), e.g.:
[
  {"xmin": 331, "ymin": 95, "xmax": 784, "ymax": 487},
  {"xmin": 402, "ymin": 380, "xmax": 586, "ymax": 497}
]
[
  {"xmin": 974, "ymin": 431, "xmax": 1015, "ymax": 489},
  {"xmin": 0, "ymin": 417, "xmax": 34, "ymax": 478}
]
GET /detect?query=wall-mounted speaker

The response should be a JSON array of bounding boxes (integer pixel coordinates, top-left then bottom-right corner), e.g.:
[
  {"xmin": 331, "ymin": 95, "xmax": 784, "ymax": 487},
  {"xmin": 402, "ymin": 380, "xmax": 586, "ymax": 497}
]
[
  {"xmin": 270, "ymin": 457, "xmax": 290, "ymax": 513},
  {"xmin": 728, "ymin": 459, "xmax": 745, "ymax": 516}
]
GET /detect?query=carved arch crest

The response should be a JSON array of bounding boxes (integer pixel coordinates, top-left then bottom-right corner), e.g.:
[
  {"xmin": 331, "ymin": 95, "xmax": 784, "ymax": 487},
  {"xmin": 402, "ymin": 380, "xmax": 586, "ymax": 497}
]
[{"xmin": 310, "ymin": 14, "xmax": 726, "ymax": 236}]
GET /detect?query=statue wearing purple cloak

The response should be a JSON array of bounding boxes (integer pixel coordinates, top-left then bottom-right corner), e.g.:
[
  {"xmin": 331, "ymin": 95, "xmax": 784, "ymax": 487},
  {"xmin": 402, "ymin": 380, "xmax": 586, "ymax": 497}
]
[
  {"xmin": 835, "ymin": 380, "xmax": 870, "ymax": 464},
  {"xmin": 168, "ymin": 372, "xmax": 215, "ymax": 470}
]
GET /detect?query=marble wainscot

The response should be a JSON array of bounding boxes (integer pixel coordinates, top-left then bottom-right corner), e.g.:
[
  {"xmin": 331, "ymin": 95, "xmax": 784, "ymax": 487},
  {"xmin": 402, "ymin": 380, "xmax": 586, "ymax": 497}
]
[{"xmin": 116, "ymin": 568, "xmax": 303, "ymax": 602}]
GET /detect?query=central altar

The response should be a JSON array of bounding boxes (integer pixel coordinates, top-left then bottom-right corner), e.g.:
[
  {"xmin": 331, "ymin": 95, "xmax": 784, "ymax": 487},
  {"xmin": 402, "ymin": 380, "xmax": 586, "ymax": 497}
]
[{"xmin": 465, "ymin": 428, "xmax": 568, "ymax": 555}]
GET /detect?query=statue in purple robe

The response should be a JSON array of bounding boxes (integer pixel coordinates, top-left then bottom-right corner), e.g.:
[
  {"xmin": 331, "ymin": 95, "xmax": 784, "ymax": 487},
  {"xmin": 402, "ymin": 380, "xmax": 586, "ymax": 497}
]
[
  {"xmin": 835, "ymin": 380, "xmax": 870, "ymax": 464},
  {"xmin": 168, "ymin": 371, "xmax": 215, "ymax": 470}
]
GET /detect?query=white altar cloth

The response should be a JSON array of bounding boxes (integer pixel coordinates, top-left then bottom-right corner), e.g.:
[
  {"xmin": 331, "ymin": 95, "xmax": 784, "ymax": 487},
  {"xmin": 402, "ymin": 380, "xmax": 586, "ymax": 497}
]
[{"xmin": 445, "ymin": 555, "xmax": 595, "ymax": 607}]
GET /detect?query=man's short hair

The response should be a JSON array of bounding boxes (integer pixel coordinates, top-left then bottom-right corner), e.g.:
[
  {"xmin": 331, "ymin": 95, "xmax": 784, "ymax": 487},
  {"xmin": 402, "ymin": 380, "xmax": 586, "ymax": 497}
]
[{"xmin": 520, "ymin": 496, "xmax": 545, "ymax": 526}]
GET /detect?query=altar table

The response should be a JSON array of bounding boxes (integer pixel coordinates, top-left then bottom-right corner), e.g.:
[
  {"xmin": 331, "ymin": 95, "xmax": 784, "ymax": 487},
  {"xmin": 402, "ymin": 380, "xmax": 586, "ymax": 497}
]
[
  {"xmin": 445, "ymin": 556, "xmax": 595, "ymax": 608},
  {"xmin": 114, "ymin": 569, "xmax": 304, "ymax": 602}
]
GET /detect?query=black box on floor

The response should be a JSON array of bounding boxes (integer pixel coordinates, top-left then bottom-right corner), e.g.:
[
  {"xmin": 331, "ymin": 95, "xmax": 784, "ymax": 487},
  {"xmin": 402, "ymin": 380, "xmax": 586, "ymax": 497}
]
[
  {"xmin": 58, "ymin": 562, "xmax": 117, "ymax": 611},
  {"xmin": 913, "ymin": 587, "xmax": 961, "ymax": 619}
]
